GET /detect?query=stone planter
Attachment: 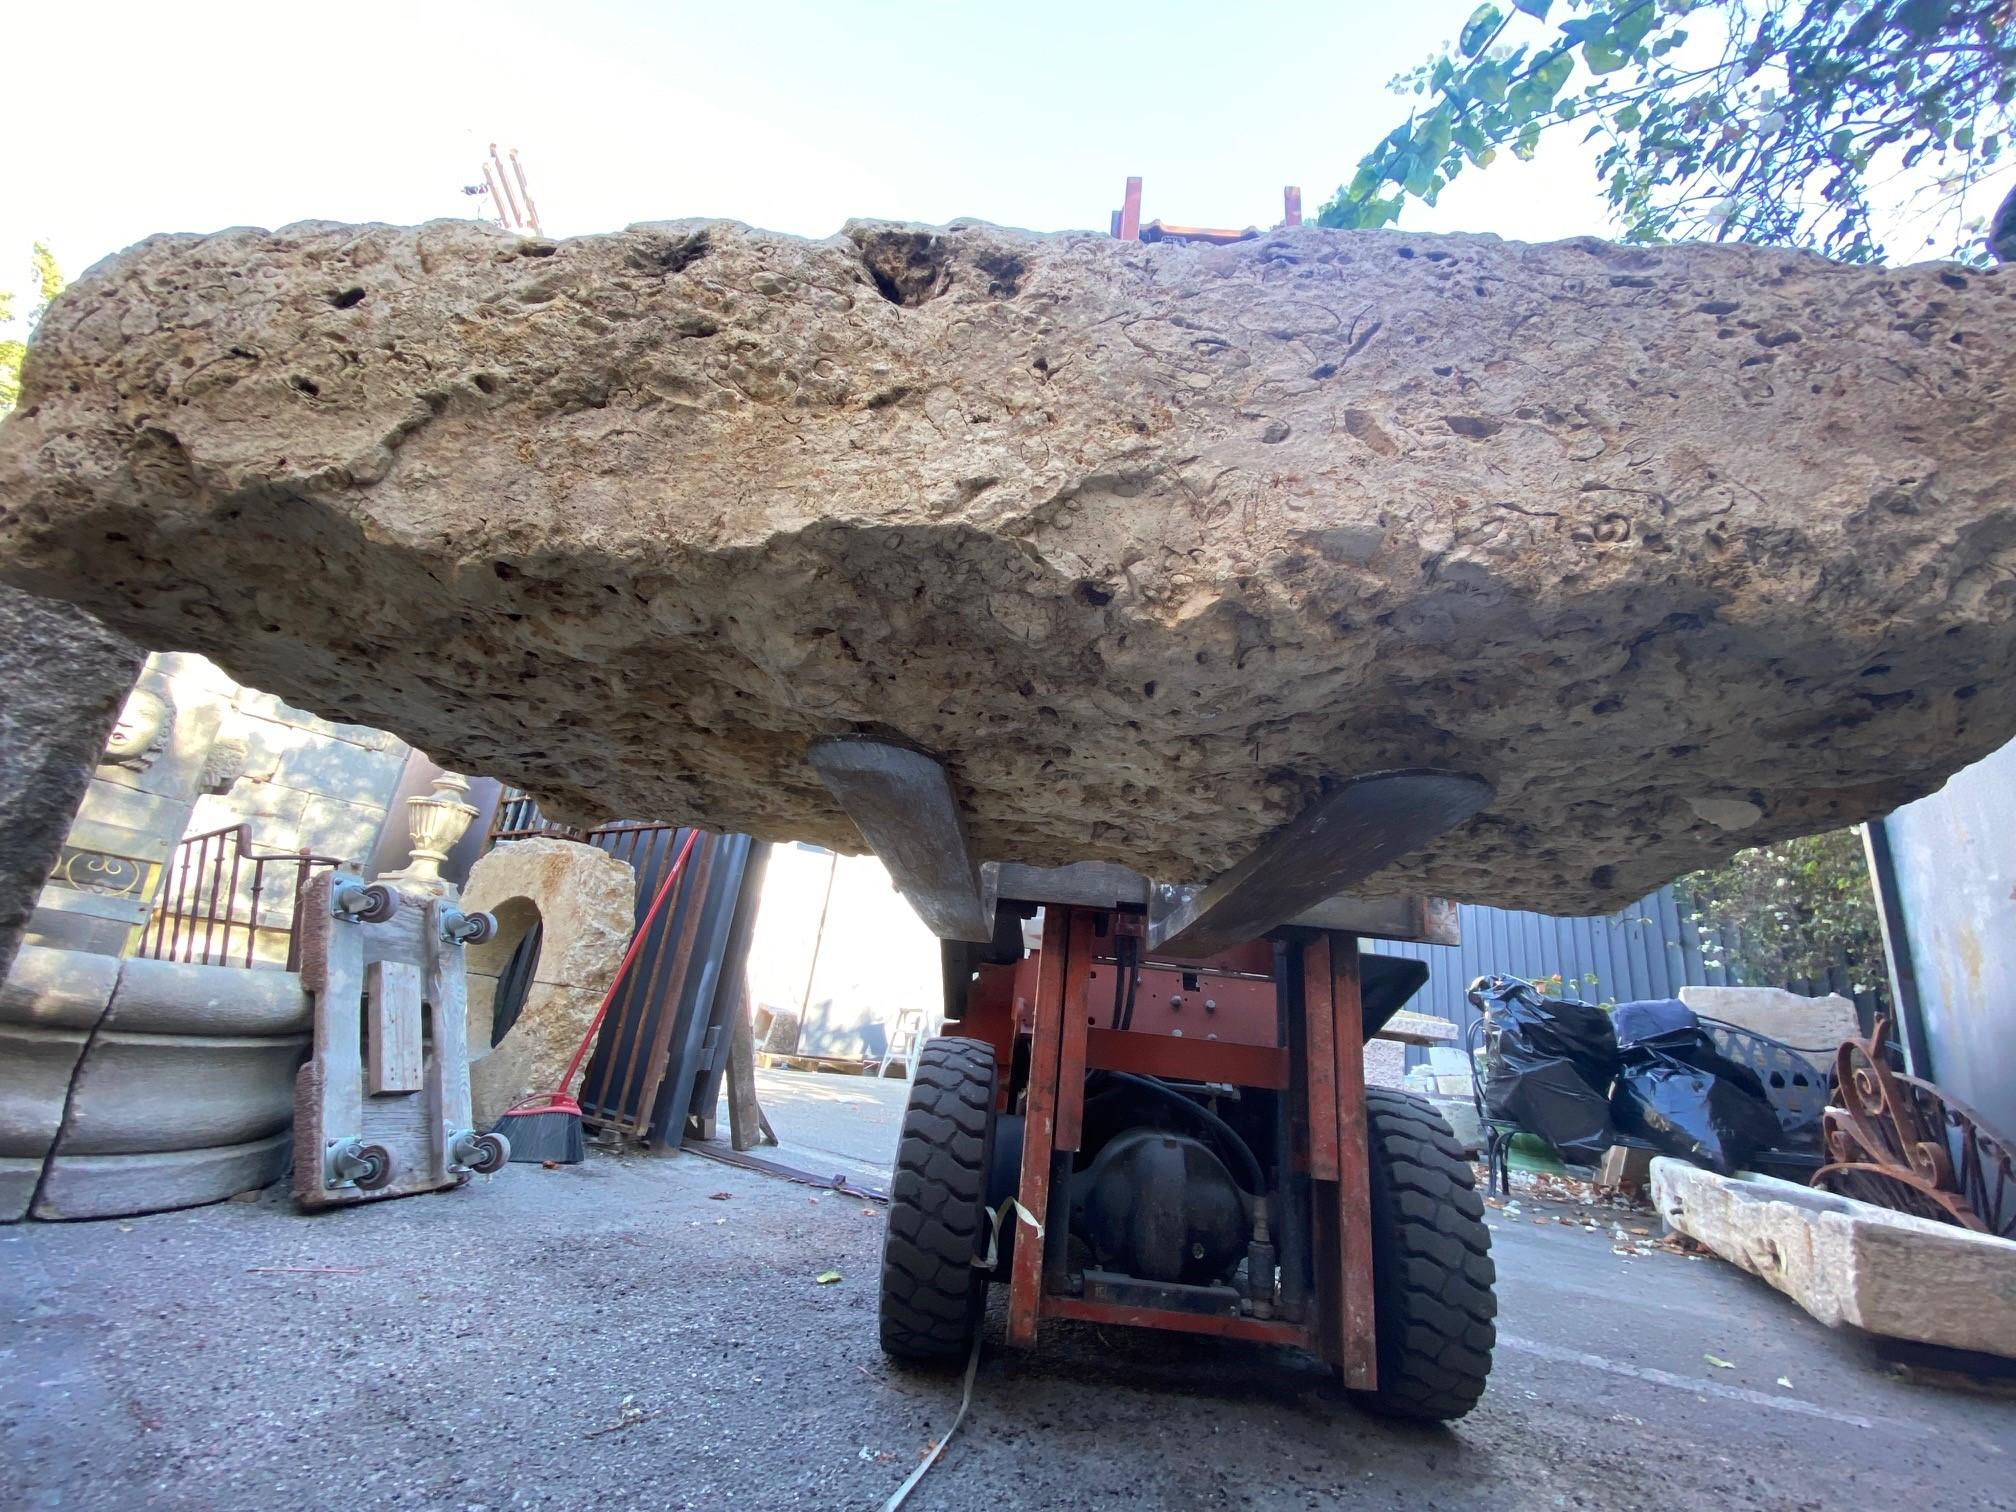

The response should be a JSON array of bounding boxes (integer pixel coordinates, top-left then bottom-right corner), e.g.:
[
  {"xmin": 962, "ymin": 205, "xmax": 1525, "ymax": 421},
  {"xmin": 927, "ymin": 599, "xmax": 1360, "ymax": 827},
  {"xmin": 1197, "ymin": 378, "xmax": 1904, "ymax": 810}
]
[{"xmin": 0, "ymin": 944, "xmax": 309, "ymax": 1220}]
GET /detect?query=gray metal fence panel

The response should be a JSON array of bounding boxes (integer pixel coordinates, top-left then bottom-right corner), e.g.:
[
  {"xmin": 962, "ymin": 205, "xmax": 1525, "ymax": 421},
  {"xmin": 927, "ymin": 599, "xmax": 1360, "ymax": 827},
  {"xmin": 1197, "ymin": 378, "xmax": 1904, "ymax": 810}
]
[{"xmin": 1369, "ymin": 878, "xmax": 1876, "ymax": 1069}]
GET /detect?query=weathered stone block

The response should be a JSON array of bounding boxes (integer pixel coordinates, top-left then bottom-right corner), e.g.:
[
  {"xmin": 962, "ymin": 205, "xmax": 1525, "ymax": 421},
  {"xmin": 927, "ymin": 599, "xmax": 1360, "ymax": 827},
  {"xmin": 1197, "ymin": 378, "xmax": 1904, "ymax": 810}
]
[
  {"xmin": 1678, "ymin": 985, "xmax": 1859, "ymax": 1068},
  {"xmin": 459, "ymin": 838, "xmax": 634, "ymax": 1126},
  {"xmin": 5, "ymin": 221, "xmax": 2014, "ymax": 911},
  {"xmin": 1652, "ymin": 1158, "xmax": 2016, "ymax": 1357},
  {"xmin": 0, "ymin": 587, "xmax": 142, "ymax": 980},
  {"xmin": 33, "ymin": 1131, "xmax": 291, "ymax": 1221}
]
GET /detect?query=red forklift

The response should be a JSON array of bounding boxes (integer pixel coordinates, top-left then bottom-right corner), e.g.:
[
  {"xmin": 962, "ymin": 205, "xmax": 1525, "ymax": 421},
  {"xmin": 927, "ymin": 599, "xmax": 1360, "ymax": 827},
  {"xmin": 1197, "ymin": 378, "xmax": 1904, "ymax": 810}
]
[{"xmin": 807, "ymin": 740, "xmax": 1497, "ymax": 1420}]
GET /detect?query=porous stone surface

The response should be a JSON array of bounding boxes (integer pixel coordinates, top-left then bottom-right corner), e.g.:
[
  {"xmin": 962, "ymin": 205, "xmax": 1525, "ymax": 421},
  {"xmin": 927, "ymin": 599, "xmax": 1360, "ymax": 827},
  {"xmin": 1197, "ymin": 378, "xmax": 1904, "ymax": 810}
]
[
  {"xmin": 460, "ymin": 838, "xmax": 634, "ymax": 1126},
  {"xmin": 0, "ymin": 587, "xmax": 143, "ymax": 981},
  {"xmin": 1653, "ymin": 1159, "xmax": 2016, "ymax": 1357},
  {"xmin": 4, "ymin": 219, "xmax": 2014, "ymax": 911}
]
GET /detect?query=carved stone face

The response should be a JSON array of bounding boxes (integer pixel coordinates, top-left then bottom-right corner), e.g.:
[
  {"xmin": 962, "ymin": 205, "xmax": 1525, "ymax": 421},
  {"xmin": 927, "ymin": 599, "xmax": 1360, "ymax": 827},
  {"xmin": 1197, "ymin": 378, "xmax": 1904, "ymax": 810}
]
[{"xmin": 105, "ymin": 688, "xmax": 173, "ymax": 769}]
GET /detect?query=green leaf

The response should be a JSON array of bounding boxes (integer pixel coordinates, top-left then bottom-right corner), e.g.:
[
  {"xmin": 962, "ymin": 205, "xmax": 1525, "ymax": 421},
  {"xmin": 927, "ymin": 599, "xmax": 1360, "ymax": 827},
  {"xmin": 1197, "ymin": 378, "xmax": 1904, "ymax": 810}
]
[
  {"xmin": 1417, "ymin": 105, "xmax": 1455, "ymax": 164},
  {"xmin": 815, "ymin": 1269, "xmax": 842, "ymax": 1284},
  {"xmin": 1513, "ymin": 0, "xmax": 1551, "ymax": 14},
  {"xmin": 1460, "ymin": 4, "xmax": 1503, "ymax": 58},
  {"xmin": 1584, "ymin": 33, "xmax": 1629, "ymax": 73}
]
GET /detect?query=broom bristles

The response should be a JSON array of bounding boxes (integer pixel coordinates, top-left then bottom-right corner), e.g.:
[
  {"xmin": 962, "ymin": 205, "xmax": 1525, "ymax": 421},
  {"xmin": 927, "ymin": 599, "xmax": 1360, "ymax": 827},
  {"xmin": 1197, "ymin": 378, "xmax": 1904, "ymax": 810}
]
[{"xmin": 495, "ymin": 1099, "xmax": 585, "ymax": 1164}]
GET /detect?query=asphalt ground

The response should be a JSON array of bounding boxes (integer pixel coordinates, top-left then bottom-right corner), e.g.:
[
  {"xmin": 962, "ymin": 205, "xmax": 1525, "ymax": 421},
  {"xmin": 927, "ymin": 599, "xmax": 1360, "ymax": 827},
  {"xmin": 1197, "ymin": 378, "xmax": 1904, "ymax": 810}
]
[{"xmin": 5, "ymin": 1136, "xmax": 2011, "ymax": 1511}]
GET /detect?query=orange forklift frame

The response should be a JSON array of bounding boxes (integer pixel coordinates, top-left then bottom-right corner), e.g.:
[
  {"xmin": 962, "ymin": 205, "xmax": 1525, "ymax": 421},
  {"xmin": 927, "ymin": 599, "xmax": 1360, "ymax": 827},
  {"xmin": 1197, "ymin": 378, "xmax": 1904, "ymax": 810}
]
[{"xmin": 954, "ymin": 904, "xmax": 1381, "ymax": 1388}]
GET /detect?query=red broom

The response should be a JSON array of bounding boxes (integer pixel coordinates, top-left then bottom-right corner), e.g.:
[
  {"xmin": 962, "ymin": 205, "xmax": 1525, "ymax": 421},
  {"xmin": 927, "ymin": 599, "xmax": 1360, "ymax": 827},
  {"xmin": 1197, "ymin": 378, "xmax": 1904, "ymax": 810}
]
[{"xmin": 493, "ymin": 829, "xmax": 701, "ymax": 1163}]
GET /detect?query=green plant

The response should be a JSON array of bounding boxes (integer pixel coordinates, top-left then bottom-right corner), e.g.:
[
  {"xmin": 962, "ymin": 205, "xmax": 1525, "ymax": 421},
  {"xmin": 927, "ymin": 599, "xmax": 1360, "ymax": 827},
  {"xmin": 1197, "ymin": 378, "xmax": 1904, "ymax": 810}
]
[
  {"xmin": 1319, "ymin": 0, "xmax": 2016, "ymax": 265},
  {"xmin": 1678, "ymin": 825, "xmax": 1888, "ymax": 1001},
  {"xmin": 0, "ymin": 243, "xmax": 64, "ymax": 415}
]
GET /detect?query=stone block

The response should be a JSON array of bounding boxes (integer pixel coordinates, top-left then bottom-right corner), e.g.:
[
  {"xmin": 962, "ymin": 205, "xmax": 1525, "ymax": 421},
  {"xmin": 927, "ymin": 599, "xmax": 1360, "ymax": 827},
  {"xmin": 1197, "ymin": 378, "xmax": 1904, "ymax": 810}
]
[
  {"xmin": 459, "ymin": 837, "xmax": 635, "ymax": 1126},
  {"xmin": 59, "ymin": 1030, "xmax": 306, "ymax": 1154},
  {"xmin": 33, "ymin": 1131, "xmax": 291, "ymax": 1221},
  {"xmin": 1678, "ymin": 985, "xmax": 1859, "ymax": 1067},
  {"xmin": 232, "ymin": 689, "xmax": 398, "ymax": 749},
  {"xmin": 1363, "ymin": 1038, "xmax": 1408, "ymax": 1089},
  {"xmin": 1596, "ymin": 1143, "xmax": 1654, "ymax": 1196},
  {"xmin": 0, "ymin": 586, "xmax": 143, "ymax": 981},
  {"xmin": 0, "ymin": 1023, "xmax": 90, "ymax": 1158},
  {"xmin": 105, "ymin": 956, "xmax": 310, "ymax": 1036},
  {"xmin": 0, "ymin": 944, "xmax": 120, "ymax": 1031},
  {"xmin": 1429, "ymin": 1094, "xmax": 1484, "ymax": 1158},
  {"xmin": 0, "ymin": 1157, "xmax": 42, "ymax": 1223},
  {"xmin": 295, "ymin": 792, "xmax": 392, "ymax": 866},
  {"xmin": 7, "ymin": 224, "xmax": 2016, "ymax": 912},
  {"xmin": 1652, "ymin": 1158, "xmax": 2016, "ymax": 1357}
]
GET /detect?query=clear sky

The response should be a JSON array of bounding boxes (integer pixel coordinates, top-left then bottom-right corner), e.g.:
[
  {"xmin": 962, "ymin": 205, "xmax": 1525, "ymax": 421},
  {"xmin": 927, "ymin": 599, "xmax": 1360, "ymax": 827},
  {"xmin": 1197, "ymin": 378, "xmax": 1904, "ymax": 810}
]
[{"xmin": 4, "ymin": 0, "xmax": 1617, "ymax": 290}]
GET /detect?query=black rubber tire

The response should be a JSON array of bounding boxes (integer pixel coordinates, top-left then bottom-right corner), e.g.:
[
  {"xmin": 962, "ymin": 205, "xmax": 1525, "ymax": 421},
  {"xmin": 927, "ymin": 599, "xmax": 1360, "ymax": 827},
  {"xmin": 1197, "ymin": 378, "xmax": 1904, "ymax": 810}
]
[
  {"xmin": 880, "ymin": 1036, "xmax": 999, "ymax": 1364},
  {"xmin": 1354, "ymin": 1087, "xmax": 1497, "ymax": 1422}
]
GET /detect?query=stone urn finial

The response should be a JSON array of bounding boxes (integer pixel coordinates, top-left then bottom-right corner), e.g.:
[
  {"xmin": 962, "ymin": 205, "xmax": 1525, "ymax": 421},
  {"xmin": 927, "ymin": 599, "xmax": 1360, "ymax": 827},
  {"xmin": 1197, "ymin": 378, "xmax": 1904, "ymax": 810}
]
[{"xmin": 379, "ymin": 770, "xmax": 480, "ymax": 899}]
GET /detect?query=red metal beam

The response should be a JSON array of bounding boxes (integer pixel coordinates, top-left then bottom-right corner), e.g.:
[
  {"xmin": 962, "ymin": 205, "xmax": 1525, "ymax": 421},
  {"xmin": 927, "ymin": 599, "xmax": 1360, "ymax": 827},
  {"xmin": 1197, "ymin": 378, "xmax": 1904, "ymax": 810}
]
[
  {"xmin": 1045, "ymin": 1294, "xmax": 1313, "ymax": 1348},
  {"xmin": 1302, "ymin": 941, "xmax": 1339, "ymax": 1182},
  {"xmin": 1329, "ymin": 932, "xmax": 1378, "ymax": 1391},
  {"xmin": 1118, "ymin": 176, "xmax": 1143, "ymax": 241},
  {"xmin": 1007, "ymin": 907, "xmax": 1071, "ymax": 1347},
  {"xmin": 1053, "ymin": 911, "xmax": 1096, "ymax": 1151},
  {"xmin": 1083, "ymin": 1028, "xmax": 1288, "ymax": 1090}
]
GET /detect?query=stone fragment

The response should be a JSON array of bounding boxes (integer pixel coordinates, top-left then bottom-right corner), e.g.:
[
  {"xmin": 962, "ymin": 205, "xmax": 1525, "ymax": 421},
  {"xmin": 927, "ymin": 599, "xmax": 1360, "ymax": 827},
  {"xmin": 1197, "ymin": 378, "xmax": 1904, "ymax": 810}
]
[
  {"xmin": 1652, "ymin": 1158, "xmax": 2016, "ymax": 1357},
  {"xmin": 0, "ymin": 586, "xmax": 143, "ymax": 980},
  {"xmin": 1678, "ymin": 985, "xmax": 1860, "ymax": 1071},
  {"xmin": 460, "ymin": 838, "xmax": 635, "ymax": 1127},
  {"xmin": 4, "ymin": 220, "xmax": 2014, "ymax": 911}
]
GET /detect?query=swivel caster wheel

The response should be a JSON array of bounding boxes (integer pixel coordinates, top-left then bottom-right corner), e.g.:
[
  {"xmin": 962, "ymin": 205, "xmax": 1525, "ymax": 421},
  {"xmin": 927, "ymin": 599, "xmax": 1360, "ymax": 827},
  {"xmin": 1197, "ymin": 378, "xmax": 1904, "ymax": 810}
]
[
  {"xmin": 465, "ymin": 1131, "xmax": 510, "ymax": 1174},
  {"xmin": 352, "ymin": 1142, "xmax": 397, "ymax": 1191},
  {"xmin": 331, "ymin": 878, "xmax": 401, "ymax": 924}
]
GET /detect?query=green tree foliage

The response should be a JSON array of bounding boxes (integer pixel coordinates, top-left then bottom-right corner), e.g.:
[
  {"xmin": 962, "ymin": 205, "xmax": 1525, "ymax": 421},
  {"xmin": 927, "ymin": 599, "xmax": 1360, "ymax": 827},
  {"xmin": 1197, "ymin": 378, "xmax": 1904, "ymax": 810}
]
[
  {"xmin": 0, "ymin": 243, "xmax": 65, "ymax": 415},
  {"xmin": 1319, "ymin": 0, "xmax": 2016, "ymax": 264},
  {"xmin": 1679, "ymin": 827, "xmax": 1888, "ymax": 1001}
]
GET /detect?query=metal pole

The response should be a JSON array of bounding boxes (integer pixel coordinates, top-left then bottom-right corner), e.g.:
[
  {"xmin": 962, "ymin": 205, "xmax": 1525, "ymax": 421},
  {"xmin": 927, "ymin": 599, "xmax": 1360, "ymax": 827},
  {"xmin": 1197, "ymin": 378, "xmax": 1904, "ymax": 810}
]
[
  {"xmin": 509, "ymin": 149, "xmax": 543, "ymax": 234},
  {"xmin": 793, "ymin": 849, "xmax": 840, "ymax": 1036},
  {"xmin": 1861, "ymin": 818, "xmax": 1933, "ymax": 1077}
]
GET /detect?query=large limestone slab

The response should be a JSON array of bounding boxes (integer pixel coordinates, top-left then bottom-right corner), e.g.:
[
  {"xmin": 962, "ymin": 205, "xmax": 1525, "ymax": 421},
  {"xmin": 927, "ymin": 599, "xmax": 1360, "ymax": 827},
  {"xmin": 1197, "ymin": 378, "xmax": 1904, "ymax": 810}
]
[
  {"xmin": 460, "ymin": 837, "xmax": 634, "ymax": 1126},
  {"xmin": 1652, "ymin": 1158, "xmax": 2016, "ymax": 1357},
  {"xmin": 3, "ymin": 219, "xmax": 2014, "ymax": 912}
]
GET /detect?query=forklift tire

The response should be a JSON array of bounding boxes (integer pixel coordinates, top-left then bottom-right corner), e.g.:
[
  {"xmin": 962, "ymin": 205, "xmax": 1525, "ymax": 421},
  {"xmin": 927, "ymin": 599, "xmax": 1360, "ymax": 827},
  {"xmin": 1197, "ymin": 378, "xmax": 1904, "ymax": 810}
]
[
  {"xmin": 880, "ymin": 1036, "xmax": 999, "ymax": 1365},
  {"xmin": 1354, "ymin": 1088, "xmax": 1497, "ymax": 1422}
]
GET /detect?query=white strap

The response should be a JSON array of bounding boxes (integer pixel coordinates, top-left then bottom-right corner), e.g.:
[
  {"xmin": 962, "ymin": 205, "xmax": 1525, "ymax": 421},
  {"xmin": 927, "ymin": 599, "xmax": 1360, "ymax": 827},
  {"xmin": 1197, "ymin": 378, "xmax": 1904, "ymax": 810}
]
[{"xmin": 879, "ymin": 1331, "xmax": 982, "ymax": 1512}]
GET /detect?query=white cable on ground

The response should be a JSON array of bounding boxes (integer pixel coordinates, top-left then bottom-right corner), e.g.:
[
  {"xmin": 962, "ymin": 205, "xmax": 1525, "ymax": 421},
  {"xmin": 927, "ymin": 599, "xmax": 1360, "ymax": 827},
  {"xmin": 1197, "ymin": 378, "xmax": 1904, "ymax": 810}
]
[
  {"xmin": 878, "ymin": 1199, "xmax": 1040, "ymax": 1511},
  {"xmin": 878, "ymin": 1332, "xmax": 982, "ymax": 1512}
]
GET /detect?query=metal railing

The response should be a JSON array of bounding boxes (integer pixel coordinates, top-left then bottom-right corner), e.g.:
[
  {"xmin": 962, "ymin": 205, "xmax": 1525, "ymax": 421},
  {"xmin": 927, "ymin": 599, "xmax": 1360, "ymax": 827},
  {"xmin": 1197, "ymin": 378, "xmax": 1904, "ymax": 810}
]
[
  {"xmin": 137, "ymin": 823, "xmax": 346, "ymax": 971},
  {"xmin": 487, "ymin": 790, "xmax": 580, "ymax": 843}
]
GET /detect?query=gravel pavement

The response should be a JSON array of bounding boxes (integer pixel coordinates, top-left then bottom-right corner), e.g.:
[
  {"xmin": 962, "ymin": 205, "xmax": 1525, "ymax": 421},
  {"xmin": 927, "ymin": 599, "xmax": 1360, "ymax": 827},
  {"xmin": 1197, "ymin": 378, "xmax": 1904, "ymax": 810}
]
[{"xmin": 4, "ymin": 1146, "xmax": 2011, "ymax": 1511}]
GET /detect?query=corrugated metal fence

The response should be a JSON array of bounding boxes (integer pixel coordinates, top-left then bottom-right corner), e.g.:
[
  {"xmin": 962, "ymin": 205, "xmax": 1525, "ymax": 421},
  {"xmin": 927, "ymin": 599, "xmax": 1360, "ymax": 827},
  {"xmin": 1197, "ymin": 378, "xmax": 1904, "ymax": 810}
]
[{"xmin": 1365, "ymin": 882, "xmax": 1878, "ymax": 1065}]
